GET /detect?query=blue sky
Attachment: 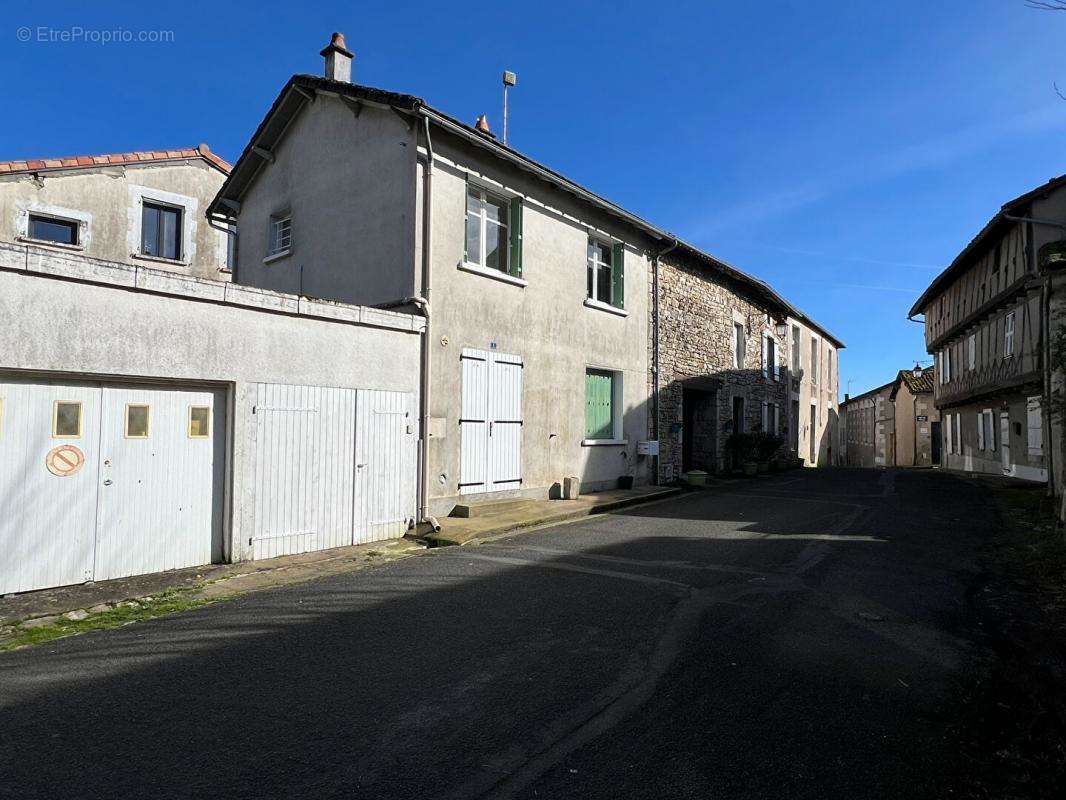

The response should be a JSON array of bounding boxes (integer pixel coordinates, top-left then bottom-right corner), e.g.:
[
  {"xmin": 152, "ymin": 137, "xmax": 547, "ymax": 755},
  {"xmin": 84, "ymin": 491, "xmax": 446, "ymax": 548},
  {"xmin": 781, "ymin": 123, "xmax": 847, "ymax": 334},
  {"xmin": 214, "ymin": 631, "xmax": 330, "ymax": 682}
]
[{"xmin": 4, "ymin": 0, "xmax": 1066, "ymax": 397}]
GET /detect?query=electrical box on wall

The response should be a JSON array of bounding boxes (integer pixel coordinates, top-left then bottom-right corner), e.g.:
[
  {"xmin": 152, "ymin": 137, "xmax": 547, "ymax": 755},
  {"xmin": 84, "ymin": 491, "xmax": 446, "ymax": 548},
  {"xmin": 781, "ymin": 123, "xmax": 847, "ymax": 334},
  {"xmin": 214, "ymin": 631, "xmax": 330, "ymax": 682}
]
[{"xmin": 637, "ymin": 440, "xmax": 659, "ymax": 456}]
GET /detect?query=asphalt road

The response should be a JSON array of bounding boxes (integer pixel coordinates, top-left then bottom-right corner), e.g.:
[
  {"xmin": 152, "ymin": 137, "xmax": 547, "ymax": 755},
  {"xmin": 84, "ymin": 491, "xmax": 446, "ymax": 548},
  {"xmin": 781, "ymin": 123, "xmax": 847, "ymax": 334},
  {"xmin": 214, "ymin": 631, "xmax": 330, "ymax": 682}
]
[{"xmin": 0, "ymin": 469, "xmax": 1000, "ymax": 799}]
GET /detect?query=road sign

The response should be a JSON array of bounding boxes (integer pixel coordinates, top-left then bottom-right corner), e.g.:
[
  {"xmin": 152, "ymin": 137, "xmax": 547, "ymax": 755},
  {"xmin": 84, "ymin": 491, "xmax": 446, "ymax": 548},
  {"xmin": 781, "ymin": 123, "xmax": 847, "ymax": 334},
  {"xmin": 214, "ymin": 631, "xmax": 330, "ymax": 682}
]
[{"xmin": 46, "ymin": 445, "xmax": 85, "ymax": 477}]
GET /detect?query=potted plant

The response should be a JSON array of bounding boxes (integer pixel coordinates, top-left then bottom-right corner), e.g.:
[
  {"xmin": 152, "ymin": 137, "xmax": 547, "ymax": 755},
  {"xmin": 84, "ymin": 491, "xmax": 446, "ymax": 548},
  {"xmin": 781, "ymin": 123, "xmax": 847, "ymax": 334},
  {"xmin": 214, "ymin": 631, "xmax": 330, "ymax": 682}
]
[
  {"xmin": 725, "ymin": 432, "xmax": 759, "ymax": 476},
  {"xmin": 753, "ymin": 432, "xmax": 785, "ymax": 474}
]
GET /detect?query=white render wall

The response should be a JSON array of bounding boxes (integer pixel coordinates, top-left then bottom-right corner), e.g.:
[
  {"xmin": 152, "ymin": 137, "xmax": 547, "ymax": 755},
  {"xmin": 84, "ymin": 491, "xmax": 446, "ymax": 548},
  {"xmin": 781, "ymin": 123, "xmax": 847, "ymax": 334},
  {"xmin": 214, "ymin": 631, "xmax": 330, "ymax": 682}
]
[
  {"xmin": 0, "ymin": 242, "xmax": 423, "ymax": 563},
  {"xmin": 421, "ymin": 134, "xmax": 655, "ymax": 513}
]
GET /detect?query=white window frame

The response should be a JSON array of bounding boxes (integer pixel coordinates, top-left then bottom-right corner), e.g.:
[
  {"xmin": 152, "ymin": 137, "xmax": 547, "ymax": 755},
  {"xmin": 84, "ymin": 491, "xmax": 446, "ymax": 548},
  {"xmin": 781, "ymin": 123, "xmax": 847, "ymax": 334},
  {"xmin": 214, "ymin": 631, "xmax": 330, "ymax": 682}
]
[
  {"xmin": 762, "ymin": 333, "xmax": 779, "ymax": 380},
  {"xmin": 980, "ymin": 409, "xmax": 995, "ymax": 451},
  {"xmin": 953, "ymin": 413, "xmax": 961, "ymax": 455},
  {"xmin": 733, "ymin": 322, "xmax": 745, "ymax": 370},
  {"xmin": 1004, "ymin": 311, "xmax": 1015, "ymax": 357},
  {"xmin": 465, "ymin": 184, "xmax": 510, "ymax": 273},
  {"xmin": 266, "ymin": 213, "xmax": 292, "ymax": 261},
  {"xmin": 967, "ymin": 334, "xmax": 976, "ymax": 370},
  {"xmin": 586, "ymin": 236, "xmax": 614, "ymax": 306},
  {"xmin": 945, "ymin": 413, "xmax": 953, "ymax": 455}
]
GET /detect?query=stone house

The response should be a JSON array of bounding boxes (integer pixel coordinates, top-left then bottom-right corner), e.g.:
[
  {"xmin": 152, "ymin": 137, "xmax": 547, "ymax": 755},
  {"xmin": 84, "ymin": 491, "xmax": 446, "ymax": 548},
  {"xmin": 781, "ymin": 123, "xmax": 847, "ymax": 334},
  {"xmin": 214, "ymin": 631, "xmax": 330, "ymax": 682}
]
[
  {"xmin": 654, "ymin": 250, "xmax": 793, "ymax": 479},
  {"xmin": 0, "ymin": 145, "xmax": 234, "ymax": 281},
  {"xmin": 909, "ymin": 173, "xmax": 1066, "ymax": 485}
]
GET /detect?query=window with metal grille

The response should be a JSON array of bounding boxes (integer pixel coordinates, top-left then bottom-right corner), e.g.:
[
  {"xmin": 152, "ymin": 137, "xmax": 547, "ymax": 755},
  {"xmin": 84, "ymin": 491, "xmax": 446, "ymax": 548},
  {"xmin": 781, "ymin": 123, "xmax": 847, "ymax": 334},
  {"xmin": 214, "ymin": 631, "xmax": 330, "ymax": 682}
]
[{"xmin": 268, "ymin": 214, "xmax": 292, "ymax": 257}]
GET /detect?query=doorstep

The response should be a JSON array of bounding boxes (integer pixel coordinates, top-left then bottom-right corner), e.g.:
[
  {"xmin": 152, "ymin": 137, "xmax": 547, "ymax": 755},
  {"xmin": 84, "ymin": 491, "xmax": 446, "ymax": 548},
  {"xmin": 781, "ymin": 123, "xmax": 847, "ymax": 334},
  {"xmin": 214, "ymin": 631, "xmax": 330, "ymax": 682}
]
[
  {"xmin": 424, "ymin": 485, "xmax": 683, "ymax": 548},
  {"xmin": 0, "ymin": 537, "xmax": 426, "ymax": 630}
]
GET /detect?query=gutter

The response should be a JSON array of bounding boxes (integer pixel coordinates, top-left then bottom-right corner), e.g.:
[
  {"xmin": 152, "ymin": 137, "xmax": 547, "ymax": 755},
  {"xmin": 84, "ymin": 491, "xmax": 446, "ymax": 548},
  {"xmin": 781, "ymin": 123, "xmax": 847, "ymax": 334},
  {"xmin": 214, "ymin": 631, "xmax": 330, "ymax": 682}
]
[{"xmin": 416, "ymin": 111, "xmax": 440, "ymax": 533}]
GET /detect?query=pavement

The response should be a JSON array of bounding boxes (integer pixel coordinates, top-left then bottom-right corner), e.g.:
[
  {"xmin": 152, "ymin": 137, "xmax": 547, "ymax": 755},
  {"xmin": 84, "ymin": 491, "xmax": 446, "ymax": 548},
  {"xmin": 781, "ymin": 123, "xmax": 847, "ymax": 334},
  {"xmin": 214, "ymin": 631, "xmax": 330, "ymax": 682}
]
[
  {"xmin": 0, "ymin": 468, "xmax": 1033, "ymax": 798},
  {"xmin": 427, "ymin": 484, "xmax": 682, "ymax": 546}
]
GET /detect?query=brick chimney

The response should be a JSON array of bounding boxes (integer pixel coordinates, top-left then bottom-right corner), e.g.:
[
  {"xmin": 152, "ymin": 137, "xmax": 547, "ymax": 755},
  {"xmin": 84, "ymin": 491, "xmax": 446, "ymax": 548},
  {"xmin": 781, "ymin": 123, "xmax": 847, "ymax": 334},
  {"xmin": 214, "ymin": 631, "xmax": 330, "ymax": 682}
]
[{"xmin": 320, "ymin": 32, "xmax": 354, "ymax": 83}]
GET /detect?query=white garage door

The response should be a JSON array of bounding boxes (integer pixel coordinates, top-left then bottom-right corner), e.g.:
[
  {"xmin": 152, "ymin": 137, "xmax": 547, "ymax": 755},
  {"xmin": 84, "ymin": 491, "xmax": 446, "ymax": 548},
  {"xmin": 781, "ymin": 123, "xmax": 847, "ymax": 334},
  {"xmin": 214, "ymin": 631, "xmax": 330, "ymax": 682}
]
[
  {"xmin": 249, "ymin": 383, "xmax": 415, "ymax": 560},
  {"xmin": 0, "ymin": 378, "xmax": 221, "ymax": 595}
]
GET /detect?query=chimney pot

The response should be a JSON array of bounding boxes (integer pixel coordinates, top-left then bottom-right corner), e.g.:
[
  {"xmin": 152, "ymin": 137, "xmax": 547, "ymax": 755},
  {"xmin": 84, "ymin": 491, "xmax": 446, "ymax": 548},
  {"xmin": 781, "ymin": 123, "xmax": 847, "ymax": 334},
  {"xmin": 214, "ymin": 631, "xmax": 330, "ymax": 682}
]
[
  {"xmin": 320, "ymin": 32, "xmax": 354, "ymax": 83},
  {"xmin": 475, "ymin": 114, "xmax": 494, "ymax": 137}
]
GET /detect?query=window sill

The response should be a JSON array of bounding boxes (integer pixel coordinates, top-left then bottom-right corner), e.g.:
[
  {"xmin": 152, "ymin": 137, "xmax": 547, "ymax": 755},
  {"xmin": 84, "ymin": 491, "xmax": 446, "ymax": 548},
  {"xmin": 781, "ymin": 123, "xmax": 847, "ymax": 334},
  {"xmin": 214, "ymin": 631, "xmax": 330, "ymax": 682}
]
[
  {"xmin": 583, "ymin": 298, "xmax": 627, "ymax": 317},
  {"xmin": 18, "ymin": 236, "xmax": 84, "ymax": 252},
  {"xmin": 132, "ymin": 252, "xmax": 187, "ymax": 267},
  {"xmin": 581, "ymin": 438, "xmax": 628, "ymax": 447},
  {"xmin": 458, "ymin": 261, "xmax": 527, "ymax": 287},
  {"xmin": 263, "ymin": 249, "xmax": 292, "ymax": 265}
]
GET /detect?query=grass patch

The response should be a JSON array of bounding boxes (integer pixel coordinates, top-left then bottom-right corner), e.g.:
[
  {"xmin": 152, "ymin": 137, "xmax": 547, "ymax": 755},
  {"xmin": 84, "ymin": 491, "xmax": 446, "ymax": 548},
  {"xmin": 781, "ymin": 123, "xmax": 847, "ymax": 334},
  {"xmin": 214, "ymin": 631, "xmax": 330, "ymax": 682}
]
[
  {"xmin": 991, "ymin": 486, "xmax": 1066, "ymax": 607},
  {"xmin": 1, "ymin": 588, "xmax": 213, "ymax": 652}
]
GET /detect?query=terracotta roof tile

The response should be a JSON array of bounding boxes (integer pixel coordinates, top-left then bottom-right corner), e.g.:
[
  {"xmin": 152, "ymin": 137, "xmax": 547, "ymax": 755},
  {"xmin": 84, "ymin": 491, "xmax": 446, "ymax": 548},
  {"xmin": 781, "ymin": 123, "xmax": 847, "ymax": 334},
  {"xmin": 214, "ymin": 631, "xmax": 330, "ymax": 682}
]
[{"xmin": 0, "ymin": 146, "xmax": 231, "ymax": 176}]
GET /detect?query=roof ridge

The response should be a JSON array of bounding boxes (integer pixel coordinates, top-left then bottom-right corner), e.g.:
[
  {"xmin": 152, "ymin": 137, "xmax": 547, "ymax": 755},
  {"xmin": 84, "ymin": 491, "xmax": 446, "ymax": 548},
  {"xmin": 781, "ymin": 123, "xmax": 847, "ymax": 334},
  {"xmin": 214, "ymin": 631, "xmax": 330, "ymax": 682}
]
[{"xmin": 0, "ymin": 144, "xmax": 231, "ymax": 176}]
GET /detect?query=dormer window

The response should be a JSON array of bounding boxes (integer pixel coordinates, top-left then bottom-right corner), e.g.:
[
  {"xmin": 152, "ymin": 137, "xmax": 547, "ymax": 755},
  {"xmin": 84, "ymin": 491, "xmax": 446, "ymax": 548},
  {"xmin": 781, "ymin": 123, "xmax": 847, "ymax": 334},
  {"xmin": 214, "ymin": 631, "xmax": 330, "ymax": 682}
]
[
  {"xmin": 29, "ymin": 213, "xmax": 78, "ymax": 246},
  {"xmin": 141, "ymin": 201, "xmax": 182, "ymax": 260}
]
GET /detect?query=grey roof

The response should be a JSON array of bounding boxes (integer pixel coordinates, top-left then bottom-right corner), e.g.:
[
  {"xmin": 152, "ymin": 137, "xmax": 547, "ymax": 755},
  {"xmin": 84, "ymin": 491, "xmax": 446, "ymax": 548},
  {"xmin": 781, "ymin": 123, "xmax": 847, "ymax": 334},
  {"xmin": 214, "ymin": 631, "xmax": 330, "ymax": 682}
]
[
  {"xmin": 210, "ymin": 74, "xmax": 844, "ymax": 348},
  {"xmin": 909, "ymin": 173, "xmax": 1066, "ymax": 318}
]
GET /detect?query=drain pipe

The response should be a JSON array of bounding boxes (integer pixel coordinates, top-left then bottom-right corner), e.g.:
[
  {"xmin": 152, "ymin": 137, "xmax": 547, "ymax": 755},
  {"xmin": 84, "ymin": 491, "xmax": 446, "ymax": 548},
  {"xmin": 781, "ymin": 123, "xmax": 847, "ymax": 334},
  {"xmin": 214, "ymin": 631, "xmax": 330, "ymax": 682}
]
[
  {"xmin": 417, "ymin": 113, "xmax": 441, "ymax": 533},
  {"xmin": 652, "ymin": 238, "xmax": 679, "ymax": 484}
]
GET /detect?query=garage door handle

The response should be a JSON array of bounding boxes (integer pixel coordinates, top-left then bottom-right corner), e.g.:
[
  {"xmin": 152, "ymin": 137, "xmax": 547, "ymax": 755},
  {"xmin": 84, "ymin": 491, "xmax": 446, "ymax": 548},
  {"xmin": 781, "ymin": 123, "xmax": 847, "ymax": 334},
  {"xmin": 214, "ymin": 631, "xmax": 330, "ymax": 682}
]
[{"xmin": 102, "ymin": 479, "xmax": 113, "ymax": 486}]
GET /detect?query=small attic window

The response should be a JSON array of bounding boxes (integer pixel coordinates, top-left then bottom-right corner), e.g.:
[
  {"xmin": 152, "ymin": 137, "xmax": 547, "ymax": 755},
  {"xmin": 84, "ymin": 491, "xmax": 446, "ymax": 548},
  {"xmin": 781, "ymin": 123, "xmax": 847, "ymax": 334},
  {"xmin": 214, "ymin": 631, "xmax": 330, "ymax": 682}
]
[{"xmin": 29, "ymin": 214, "xmax": 78, "ymax": 246}]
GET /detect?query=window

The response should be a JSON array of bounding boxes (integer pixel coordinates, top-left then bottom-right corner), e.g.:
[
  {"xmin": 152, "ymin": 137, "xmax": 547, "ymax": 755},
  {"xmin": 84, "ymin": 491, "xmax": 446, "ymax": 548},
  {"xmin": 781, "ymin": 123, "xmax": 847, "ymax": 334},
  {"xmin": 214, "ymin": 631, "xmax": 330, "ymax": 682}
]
[
  {"xmin": 584, "ymin": 369, "xmax": 618, "ymax": 441},
  {"xmin": 189, "ymin": 406, "xmax": 211, "ymax": 439},
  {"xmin": 141, "ymin": 201, "xmax": 183, "ymax": 260},
  {"xmin": 587, "ymin": 238, "xmax": 624, "ymax": 308},
  {"xmin": 29, "ymin": 213, "xmax": 78, "ymax": 245},
  {"xmin": 733, "ymin": 323, "xmax": 746, "ymax": 369},
  {"xmin": 761, "ymin": 402, "xmax": 781, "ymax": 434},
  {"xmin": 979, "ymin": 409, "xmax": 995, "ymax": 451},
  {"xmin": 465, "ymin": 185, "xmax": 523, "ymax": 278},
  {"xmin": 954, "ymin": 414, "xmax": 961, "ymax": 455},
  {"xmin": 267, "ymin": 214, "xmax": 292, "ymax": 258},
  {"xmin": 225, "ymin": 223, "xmax": 238, "ymax": 270},
  {"xmin": 827, "ymin": 349, "xmax": 833, "ymax": 389},
  {"xmin": 1027, "ymin": 396, "xmax": 1043, "ymax": 456},
  {"xmin": 810, "ymin": 336, "xmax": 819, "ymax": 384},
  {"xmin": 1004, "ymin": 311, "xmax": 1015, "ymax": 357},
  {"xmin": 968, "ymin": 334, "xmax": 976, "ymax": 370},
  {"xmin": 945, "ymin": 413, "xmax": 953, "ymax": 455},
  {"xmin": 53, "ymin": 401, "xmax": 82, "ymax": 438},
  {"xmin": 791, "ymin": 325, "xmax": 800, "ymax": 374},
  {"xmin": 124, "ymin": 404, "xmax": 150, "ymax": 439},
  {"xmin": 762, "ymin": 334, "xmax": 778, "ymax": 379}
]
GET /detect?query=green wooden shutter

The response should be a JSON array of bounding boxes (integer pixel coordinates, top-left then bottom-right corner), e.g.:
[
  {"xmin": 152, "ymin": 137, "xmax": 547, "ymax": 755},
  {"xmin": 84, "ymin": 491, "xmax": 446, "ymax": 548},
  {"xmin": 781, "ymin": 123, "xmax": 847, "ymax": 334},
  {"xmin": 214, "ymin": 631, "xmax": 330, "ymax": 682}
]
[
  {"xmin": 585, "ymin": 370, "xmax": 614, "ymax": 439},
  {"xmin": 611, "ymin": 242, "xmax": 624, "ymax": 308},
  {"xmin": 509, "ymin": 197, "xmax": 523, "ymax": 278}
]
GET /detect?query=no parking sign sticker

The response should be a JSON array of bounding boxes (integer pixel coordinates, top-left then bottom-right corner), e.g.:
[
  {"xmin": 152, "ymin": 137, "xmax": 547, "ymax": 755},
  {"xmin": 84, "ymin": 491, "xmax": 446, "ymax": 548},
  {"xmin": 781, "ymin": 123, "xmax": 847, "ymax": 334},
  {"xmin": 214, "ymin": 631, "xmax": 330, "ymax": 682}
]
[{"xmin": 46, "ymin": 445, "xmax": 85, "ymax": 477}]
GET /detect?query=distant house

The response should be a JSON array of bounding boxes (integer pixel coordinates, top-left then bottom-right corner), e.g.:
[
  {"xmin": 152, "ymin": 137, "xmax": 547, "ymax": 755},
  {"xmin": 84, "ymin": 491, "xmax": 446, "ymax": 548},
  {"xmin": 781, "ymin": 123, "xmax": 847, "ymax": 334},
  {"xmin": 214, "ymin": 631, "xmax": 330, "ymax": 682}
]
[
  {"xmin": 909, "ymin": 174, "xmax": 1066, "ymax": 484},
  {"xmin": 889, "ymin": 366, "xmax": 940, "ymax": 467},
  {"xmin": 842, "ymin": 381, "xmax": 895, "ymax": 467},
  {"xmin": 0, "ymin": 145, "xmax": 233, "ymax": 280}
]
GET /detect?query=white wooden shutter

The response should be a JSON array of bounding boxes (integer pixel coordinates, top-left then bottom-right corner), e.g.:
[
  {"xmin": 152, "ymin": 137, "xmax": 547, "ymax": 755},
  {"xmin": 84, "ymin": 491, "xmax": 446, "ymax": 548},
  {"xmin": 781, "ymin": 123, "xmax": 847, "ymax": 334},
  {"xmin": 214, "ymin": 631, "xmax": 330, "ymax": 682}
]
[
  {"xmin": 761, "ymin": 402, "xmax": 768, "ymax": 432},
  {"xmin": 954, "ymin": 413, "xmax": 961, "ymax": 455},
  {"xmin": 977, "ymin": 412, "xmax": 984, "ymax": 450},
  {"xmin": 1027, "ymin": 396, "xmax": 1043, "ymax": 455},
  {"xmin": 773, "ymin": 340, "xmax": 781, "ymax": 381},
  {"xmin": 945, "ymin": 413, "xmax": 953, "ymax": 456},
  {"xmin": 762, "ymin": 334, "xmax": 769, "ymax": 378}
]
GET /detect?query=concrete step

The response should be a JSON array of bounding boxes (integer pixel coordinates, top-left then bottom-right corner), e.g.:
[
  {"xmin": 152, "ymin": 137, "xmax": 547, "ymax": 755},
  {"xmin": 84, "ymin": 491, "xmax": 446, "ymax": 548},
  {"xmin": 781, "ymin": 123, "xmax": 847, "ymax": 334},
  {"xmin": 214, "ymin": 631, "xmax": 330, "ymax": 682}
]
[{"xmin": 450, "ymin": 498, "xmax": 539, "ymax": 519}]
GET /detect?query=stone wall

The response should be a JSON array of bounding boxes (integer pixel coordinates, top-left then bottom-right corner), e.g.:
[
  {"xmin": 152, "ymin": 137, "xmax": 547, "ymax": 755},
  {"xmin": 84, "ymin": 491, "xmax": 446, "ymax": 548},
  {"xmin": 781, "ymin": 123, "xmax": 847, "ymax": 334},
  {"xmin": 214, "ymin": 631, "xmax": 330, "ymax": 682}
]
[{"xmin": 654, "ymin": 254, "xmax": 789, "ymax": 480}]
